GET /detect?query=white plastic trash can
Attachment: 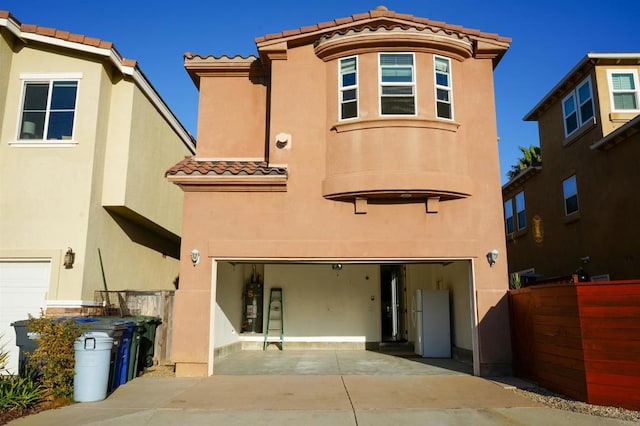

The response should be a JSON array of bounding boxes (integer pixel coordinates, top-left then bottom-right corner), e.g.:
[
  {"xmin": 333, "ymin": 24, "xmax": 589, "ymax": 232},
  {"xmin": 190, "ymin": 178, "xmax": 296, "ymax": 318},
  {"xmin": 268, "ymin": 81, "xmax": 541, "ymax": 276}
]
[{"xmin": 74, "ymin": 331, "xmax": 114, "ymax": 402}]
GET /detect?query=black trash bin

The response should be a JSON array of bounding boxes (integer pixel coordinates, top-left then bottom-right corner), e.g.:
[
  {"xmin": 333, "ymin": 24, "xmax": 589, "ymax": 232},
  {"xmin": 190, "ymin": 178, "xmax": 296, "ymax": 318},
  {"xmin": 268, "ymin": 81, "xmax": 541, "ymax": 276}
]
[
  {"xmin": 11, "ymin": 320, "xmax": 39, "ymax": 374},
  {"xmin": 12, "ymin": 317, "xmax": 90, "ymax": 375},
  {"xmin": 122, "ymin": 316, "xmax": 161, "ymax": 381}
]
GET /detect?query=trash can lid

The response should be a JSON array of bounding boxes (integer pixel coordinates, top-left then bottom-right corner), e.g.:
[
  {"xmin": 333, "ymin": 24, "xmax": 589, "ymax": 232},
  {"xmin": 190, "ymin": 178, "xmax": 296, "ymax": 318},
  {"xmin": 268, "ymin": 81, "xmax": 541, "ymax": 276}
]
[
  {"xmin": 71, "ymin": 317, "xmax": 98, "ymax": 323},
  {"xmin": 74, "ymin": 332, "xmax": 114, "ymax": 351}
]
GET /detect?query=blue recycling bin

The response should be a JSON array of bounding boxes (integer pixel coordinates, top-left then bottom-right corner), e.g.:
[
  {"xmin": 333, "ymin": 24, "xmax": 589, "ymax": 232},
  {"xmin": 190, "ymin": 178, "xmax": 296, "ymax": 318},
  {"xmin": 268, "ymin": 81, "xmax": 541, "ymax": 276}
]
[{"xmin": 74, "ymin": 332, "xmax": 113, "ymax": 402}]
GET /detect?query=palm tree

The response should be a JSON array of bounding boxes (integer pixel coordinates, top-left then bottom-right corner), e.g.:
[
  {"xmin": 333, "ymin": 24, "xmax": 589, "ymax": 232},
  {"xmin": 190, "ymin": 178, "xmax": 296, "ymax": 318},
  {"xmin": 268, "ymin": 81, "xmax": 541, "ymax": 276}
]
[{"xmin": 507, "ymin": 145, "xmax": 541, "ymax": 180}]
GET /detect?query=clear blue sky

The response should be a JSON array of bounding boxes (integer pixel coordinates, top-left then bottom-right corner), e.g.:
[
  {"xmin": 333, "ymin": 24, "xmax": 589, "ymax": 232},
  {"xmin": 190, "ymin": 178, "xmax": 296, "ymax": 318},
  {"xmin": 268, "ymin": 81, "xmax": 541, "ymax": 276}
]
[{"xmin": 4, "ymin": 1, "xmax": 639, "ymax": 183}]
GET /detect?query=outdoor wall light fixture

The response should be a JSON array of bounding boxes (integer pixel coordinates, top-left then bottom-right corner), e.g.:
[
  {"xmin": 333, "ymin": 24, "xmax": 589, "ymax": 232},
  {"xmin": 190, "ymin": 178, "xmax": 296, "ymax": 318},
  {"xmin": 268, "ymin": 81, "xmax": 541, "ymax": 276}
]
[
  {"xmin": 191, "ymin": 249, "xmax": 200, "ymax": 266},
  {"xmin": 486, "ymin": 249, "xmax": 499, "ymax": 267},
  {"xmin": 63, "ymin": 247, "xmax": 75, "ymax": 269},
  {"xmin": 332, "ymin": 263, "xmax": 343, "ymax": 271}
]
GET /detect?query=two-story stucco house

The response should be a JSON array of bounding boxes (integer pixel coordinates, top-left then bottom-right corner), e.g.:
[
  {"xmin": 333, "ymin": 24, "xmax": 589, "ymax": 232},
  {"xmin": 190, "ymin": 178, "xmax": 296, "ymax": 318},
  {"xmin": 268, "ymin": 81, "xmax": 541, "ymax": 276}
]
[
  {"xmin": 0, "ymin": 11, "xmax": 195, "ymax": 373},
  {"xmin": 503, "ymin": 53, "xmax": 640, "ymax": 283},
  {"xmin": 167, "ymin": 7, "xmax": 512, "ymax": 377}
]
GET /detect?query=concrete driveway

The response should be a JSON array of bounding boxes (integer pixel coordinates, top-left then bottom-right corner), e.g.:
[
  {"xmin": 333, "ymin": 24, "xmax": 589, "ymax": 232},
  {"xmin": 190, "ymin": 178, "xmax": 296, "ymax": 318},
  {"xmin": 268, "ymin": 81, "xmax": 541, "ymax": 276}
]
[{"xmin": 9, "ymin": 350, "xmax": 635, "ymax": 425}]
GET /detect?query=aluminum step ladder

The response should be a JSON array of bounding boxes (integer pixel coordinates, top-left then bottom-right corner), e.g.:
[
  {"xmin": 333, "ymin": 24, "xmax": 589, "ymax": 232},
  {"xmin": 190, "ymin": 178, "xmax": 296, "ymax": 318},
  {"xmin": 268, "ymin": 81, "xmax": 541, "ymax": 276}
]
[{"xmin": 264, "ymin": 287, "xmax": 284, "ymax": 350}]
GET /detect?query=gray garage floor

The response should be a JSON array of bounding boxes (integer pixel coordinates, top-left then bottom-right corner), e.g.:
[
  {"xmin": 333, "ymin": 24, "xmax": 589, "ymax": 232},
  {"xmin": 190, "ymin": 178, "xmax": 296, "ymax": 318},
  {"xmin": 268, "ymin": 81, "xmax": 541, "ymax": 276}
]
[{"xmin": 213, "ymin": 349, "xmax": 474, "ymax": 376}]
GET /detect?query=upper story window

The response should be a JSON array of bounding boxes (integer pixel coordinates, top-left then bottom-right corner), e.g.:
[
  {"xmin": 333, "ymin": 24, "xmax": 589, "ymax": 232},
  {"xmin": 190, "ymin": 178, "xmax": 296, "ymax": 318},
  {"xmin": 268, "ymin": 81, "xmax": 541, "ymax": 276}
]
[
  {"xmin": 504, "ymin": 198, "xmax": 514, "ymax": 235},
  {"xmin": 18, "ymin": 78, "xmax": 78, "ymax": 141},
  {"xmin": 608, "ymin": 70, "xmax": 639, "ymax": 111},
  {"xmin": 379, "ymin": 53, "xmax": 415, "ymax": 115},
  {"xmin": 515, "ymin": 191, "xmax": 526, "ymax": 230},
  {"xmin": 434, "ymin": 56, "xmax": 453, "ymax": 119},
  {"xmin": 562, "ymin": 77, "xmax": 594, "ymax": 137},
  {"xmin": 562, "ymin": 175, "xmax": 579, "ymax": 216},
  {"xmin": 339, "ymin": 56, "xmax": 358, "ymax": 120}
]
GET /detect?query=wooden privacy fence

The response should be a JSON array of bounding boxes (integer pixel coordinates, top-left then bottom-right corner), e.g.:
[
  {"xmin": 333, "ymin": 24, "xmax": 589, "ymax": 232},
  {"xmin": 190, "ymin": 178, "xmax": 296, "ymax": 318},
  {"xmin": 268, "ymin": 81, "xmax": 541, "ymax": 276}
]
[
  {"xmin": 95, "ymin": 290, "xmax": 174, "ymax": 365},
  {"xmin": 509, "ymin": 280, "xmax": 640, "ymax": 410}
]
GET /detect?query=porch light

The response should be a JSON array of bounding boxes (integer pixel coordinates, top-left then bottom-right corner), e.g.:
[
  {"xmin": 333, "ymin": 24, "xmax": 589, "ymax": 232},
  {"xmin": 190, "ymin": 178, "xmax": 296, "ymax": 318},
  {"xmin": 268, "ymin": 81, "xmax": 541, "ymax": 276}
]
[
  {"xmin": 63, "ymin": 248, "xmax": 75, "ymax": 269},
  {"xmin": 191, "ymin": 249, "xmax": 200, "ymax": 266},
  {"xmin": 486, "ymin": 249, "xmax": 499, "ymax": 267}
]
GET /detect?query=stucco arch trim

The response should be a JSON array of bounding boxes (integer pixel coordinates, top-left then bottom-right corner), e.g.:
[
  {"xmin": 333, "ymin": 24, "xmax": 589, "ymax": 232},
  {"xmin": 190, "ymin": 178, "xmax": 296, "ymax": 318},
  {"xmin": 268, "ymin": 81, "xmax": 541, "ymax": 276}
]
[
  {"xmin": 314, "ymin": 27, "xmax": 473, "ymax": 62},
  {"xmin": 322, "ymin": 170, "xmax": 473, "ymax": 201}
]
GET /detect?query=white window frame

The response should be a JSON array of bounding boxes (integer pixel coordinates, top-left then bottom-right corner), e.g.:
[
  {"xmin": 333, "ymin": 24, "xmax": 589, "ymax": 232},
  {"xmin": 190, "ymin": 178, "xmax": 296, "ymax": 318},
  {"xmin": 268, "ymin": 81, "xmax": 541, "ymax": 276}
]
[
  {"xmin": 13, "ymin": 73, "xmax": 82, "ymax": 147},
  {"xmin": 562, "ymin": 175, "xmax": 579, "ymax": 216},
  {"xmin": 562, "ymin": 77, "xmax": 594, "ymax": 137},
  {"xmin": 504, "ymin": 198, "xmax": 514, "ymax": 235},
  {"xmin": 339, "ymin": 56, "xmax": 358, "ymax": 120},
  {"xmin": 434, "ymin": 55, "xmax": 454, "ymax": 120},
  {"xmin": 607, "ymin": 69, "xmax": 640, "ymax": 112},
  {"xmin": 378, "ymin": 52, "xmax": 417, "ymax": 116},
  {"xmin": 515, "ymin": 191, "xmax": 526, "ymax": 230}
]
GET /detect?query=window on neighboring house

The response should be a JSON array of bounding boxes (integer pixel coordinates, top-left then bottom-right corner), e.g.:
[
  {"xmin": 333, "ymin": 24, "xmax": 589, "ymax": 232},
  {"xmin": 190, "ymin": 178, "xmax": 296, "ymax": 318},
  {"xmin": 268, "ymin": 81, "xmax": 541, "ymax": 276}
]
[
  {"xmin": 339, "ymin": 56, "xmax": 358, "ymax": 120},
  {"xmin": 19, "ymin": 80, "xmax": 78, "ymax": 140},
  {"xmin": 515, "ymin": 191, "xmax": 526, "ymax": 230},
  {"xmin": 562, "ymin": 77, "xmax": 594, "ymax": 137},
  {"xmin": 608, "ymin": 70, "xmax": 639, "ymax": 111},
  {"xmin": 434, "ymin": 56, "xmax": 453, "ymax": 119},
  {"xmin": 504, "ymin": 198, "xmax": 514, "ymax": 234},
  {"xmin": 379, "ymin": 53, "xmax": 415, "ymax": 115},
  {"xmin": 563, "ymin": 175, "xmax": 579, "ymax": 215}
]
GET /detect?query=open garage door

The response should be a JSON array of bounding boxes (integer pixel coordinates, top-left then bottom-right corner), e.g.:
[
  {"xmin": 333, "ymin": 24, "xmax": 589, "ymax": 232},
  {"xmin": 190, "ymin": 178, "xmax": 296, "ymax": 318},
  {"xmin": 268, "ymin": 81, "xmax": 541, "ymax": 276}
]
[
  {"xmin": 211, "ymin": 260, "xmax": 475, "ymax": 370},
  {"xmin": 0, "ymin": 260, "xmax": 51, "ymax": 374}
]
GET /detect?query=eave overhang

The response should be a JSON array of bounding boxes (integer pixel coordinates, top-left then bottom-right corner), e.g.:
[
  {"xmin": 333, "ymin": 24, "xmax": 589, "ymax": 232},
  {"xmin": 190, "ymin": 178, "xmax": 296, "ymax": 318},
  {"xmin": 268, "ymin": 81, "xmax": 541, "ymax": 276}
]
[
  {"xmin": 590, "ymin": 114, "xmax": 640, "ymax": 151},
  {"xmin": 254, "ymin": 7, "xmax": 510, "ymax": 67},
  {"xmin": 524, "ymin": 53, "xmax": 640, "ymax": 122},
  {"xmin": 502, "ymin": 166, "xmax": 542, "ymax": 193},
  {"xmin": 183, "ymin": 54, "xmax": 264, "ymax": 88},
  {"xmin": 166, "ymin": 157, "xmax": 288, "ymax": 192}
]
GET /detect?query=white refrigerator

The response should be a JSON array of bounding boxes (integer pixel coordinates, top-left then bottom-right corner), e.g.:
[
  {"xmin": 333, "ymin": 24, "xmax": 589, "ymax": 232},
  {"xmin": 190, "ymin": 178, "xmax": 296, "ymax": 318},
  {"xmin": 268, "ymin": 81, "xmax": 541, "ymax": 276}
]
[{"xmin": 412, "ymin": 289, "xmax": 451, "ymax": 358}]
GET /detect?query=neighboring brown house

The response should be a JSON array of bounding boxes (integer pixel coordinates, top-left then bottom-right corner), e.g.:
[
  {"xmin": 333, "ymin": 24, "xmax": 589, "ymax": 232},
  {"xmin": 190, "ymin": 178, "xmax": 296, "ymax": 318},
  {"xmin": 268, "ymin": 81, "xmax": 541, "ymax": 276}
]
[
  {"xmin": 503, "ymin": 53, "xmax": 640, "ymax": 284},
  {"xmin": 167, "ymin": 7, "xmax": 512, "ymax": 377}
]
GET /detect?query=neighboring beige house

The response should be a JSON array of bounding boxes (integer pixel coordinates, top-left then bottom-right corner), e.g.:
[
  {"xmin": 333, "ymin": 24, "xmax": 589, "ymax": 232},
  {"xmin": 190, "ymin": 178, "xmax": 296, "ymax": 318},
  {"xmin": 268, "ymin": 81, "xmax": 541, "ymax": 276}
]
[
  {"xmin": 168, "ymin": 7, "xmax": 512, "ymax": 377},
  {"xmin": 503, "ymin": 53, "xmax": 640, "ymax": 284},
  {"xmin": 0, "ymin": 11, "xmax": 195, "ymax": 374}
]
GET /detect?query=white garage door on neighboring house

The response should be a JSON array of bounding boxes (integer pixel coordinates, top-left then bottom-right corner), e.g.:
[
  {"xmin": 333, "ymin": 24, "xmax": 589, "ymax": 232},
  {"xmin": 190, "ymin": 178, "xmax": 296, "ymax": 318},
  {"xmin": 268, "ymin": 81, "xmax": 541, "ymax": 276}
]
[{"xmin": 0, "ymin": 260, "xmax": 51, "ymax": 375}]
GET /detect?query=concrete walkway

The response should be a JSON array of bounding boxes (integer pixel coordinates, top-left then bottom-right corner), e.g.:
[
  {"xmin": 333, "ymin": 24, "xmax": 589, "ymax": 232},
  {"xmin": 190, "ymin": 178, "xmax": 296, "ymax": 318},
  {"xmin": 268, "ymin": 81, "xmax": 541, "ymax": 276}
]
[{"xmin": 9, "ymin": 351, "xmax": 636, "ymax": 425}]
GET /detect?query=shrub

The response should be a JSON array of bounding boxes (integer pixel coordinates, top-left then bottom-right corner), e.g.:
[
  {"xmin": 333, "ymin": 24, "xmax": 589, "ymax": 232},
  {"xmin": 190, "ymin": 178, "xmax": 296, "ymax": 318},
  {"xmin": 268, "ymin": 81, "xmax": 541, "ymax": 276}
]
[
  {"xmin": 26, "ymin": 312, "xmax": 87, "ymax": 402},
  {"xmin": 0, "ymin": 336, "xmax": 45, "ymax": 413},
  {"xmin": 0, "ymin": 371, "xmax": 45, "ymax": 411}
]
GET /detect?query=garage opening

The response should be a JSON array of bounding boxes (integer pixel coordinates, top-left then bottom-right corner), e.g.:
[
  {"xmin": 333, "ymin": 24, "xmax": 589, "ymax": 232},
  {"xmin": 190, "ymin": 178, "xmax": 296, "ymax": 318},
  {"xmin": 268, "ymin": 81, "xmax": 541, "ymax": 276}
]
[{"xmin": 212, "ymin": 260, "xmax": 475, "ymax": 371}]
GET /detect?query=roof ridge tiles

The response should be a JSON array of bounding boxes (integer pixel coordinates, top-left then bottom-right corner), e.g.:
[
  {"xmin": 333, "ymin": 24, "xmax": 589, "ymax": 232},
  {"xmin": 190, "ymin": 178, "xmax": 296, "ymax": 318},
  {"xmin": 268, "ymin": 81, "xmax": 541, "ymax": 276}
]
[
  {"xmin": 254, "ymin": 7, "xmax": 510, "ymax": 46},
  {"xmin": 1, "ymin": 11, "xmax": 138, "ymax": 66},
  {"xmin": 184, "ymin": 52, "xmax": 258, "ymax": 61},
  {"xmin": 281, "ymin": 29, "xmax": 302, "ymax": 37},
  {"xmin": 165, "ymin": 157, "xmax": 287, "ymax": 177}
]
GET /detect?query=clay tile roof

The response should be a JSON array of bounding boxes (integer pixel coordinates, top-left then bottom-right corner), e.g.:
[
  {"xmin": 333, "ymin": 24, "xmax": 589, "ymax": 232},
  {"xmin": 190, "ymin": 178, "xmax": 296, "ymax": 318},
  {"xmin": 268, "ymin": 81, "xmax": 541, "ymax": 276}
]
[
  {"xmin": 166, "ymin": 157, "xmax": 288, "ymax": 177},
  {"xmin": 0, "ymin": 10, "xmax": 137, "ymax": 67},
  {"xmin": 254, "ymin": 6, "xmax": 510, "ymax": 45}
]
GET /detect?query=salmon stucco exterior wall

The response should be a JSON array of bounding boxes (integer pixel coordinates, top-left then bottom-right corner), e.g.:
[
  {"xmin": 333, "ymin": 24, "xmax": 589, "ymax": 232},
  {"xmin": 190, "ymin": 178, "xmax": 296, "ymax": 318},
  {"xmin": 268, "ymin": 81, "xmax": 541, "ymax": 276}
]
[{"xmin": 169, "ymin": 7, "xmax": 512, "ymax": 377}]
